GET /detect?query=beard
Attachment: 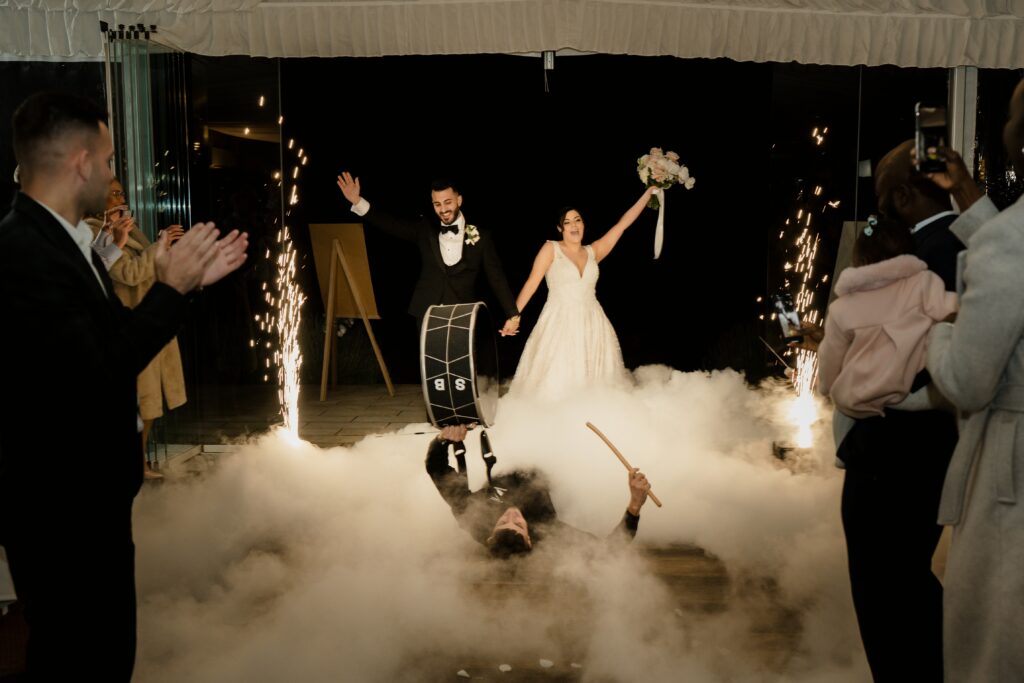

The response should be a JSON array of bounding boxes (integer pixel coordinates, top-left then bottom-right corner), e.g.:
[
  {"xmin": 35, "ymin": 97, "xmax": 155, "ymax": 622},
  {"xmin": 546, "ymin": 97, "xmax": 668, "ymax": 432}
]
[
  {"xmin": 82, "ymin": 177, "xmax": 109, "ymax": 218},
  {"xmin": 438, "ymin": 208, "xmax": 462, "ymax": 225}
]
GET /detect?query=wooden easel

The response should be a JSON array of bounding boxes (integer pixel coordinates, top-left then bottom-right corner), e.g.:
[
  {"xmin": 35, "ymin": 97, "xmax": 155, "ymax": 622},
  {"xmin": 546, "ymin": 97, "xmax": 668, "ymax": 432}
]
[{"xmin": 311, "ymin": 224, "xmax": 394, "ymax": 400}]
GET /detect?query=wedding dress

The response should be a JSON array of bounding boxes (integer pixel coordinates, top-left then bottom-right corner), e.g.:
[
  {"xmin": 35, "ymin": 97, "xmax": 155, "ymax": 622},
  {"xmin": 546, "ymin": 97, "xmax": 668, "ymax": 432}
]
[{"xmin": 511, "ymin": 242, "xmax": 630, "ymax": 398}]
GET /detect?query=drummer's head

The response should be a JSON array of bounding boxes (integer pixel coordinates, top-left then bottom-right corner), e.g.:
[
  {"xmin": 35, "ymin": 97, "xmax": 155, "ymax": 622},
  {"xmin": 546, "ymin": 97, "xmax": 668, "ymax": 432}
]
[
  {"xmin": 430, "ymin": 178, "xmax": 463, "ymax": 226},
  {"xmin": 486, "ymin": 506, "xmax": 532, "ymax": 558},
  {"xmin": 556, "ymin": 206, "xmax": 584, "ymax": 245}
]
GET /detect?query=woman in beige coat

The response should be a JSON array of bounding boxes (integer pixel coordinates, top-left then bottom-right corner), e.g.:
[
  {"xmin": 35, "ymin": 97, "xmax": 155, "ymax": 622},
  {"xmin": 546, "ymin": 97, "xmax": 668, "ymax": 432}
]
[
  {"xmin": 924, "ymin": 79, "xmax": 1024, "ymax": 683},
  {"xmin": 89, "ymin": 179, "xmax": 187, "ymax": 479}
]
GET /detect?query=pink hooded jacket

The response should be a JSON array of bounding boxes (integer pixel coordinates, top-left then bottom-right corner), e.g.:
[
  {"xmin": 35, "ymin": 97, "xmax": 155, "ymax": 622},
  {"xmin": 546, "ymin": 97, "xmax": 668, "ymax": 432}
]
[{"xmin": 817, "ymin": 254, "xmax": 958, "ymax": 418}]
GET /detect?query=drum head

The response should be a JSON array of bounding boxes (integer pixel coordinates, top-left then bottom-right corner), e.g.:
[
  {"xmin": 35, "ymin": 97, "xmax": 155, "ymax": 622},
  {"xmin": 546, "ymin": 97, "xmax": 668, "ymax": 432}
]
[{"xmin": 420, "ymin": 302, "xmax": 499, "ymax": 427}]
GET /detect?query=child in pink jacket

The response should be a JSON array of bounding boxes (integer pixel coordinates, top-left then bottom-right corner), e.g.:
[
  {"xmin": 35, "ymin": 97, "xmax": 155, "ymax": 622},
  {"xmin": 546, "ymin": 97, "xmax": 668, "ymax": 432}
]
[{"xmin": 817, "ymin": 216, "xmax": 958, "ymax": 431}]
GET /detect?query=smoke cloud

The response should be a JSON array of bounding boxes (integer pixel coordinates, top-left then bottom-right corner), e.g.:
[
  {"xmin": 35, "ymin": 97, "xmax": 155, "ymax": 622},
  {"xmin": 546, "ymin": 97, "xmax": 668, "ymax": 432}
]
[{"xmin": 132, "ymin": 367, "xmax": 868, "ymax": 682}]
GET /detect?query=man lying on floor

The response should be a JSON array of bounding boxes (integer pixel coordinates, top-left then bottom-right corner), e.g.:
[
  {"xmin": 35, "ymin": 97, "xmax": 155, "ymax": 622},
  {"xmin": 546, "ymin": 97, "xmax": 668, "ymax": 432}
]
[{"xmin": 426, "ymin": 425, "xmax": 651, "ymax": 558}]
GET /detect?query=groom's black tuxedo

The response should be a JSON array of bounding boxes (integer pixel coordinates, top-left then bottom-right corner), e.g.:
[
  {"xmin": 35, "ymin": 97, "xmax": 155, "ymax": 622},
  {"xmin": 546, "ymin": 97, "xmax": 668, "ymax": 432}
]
[{"xmin": 362, "ymin": 205, "xmax": 518, "ymax": 322}]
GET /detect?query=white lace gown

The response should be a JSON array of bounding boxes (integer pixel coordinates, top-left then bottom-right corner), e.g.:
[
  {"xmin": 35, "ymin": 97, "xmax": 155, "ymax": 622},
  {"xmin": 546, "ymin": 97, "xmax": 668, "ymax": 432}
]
[{"xmin": 511, "ymin": 242, "xmax": 630, "ymax": 398}]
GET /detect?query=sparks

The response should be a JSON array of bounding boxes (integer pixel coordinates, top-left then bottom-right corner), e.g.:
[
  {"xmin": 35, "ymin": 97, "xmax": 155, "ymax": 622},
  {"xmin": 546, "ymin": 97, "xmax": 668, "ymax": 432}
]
[{"xmin": 272, "ymin": 225, "xmax": 306, "ymax": 438}]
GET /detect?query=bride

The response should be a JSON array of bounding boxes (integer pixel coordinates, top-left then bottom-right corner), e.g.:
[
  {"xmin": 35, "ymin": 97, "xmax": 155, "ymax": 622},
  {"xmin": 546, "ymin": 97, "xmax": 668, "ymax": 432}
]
[{"xmin": 509, "ymin": 186, "xmax": 659, "ymax": 398}]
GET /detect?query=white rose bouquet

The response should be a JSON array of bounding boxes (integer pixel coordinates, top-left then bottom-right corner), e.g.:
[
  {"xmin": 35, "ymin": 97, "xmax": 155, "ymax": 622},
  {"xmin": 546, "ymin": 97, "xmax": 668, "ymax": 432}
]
[
  {"xmin": 637, "ymin": 147, "xmax": 696, "ymax": 210},
  {"xmin": 637, "ymin": 147, "xmax": 696, "ymax": 259}
]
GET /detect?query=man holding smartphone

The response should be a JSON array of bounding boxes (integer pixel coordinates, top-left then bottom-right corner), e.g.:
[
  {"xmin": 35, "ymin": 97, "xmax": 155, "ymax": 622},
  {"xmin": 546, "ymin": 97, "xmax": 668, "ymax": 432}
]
[
  {"xmin": 792, "ymin": 134, "xmax": 985, "ymax": 682},
  {"xmin": 874, "ymin": 138, "xmax": 973, "ymax": 291}
]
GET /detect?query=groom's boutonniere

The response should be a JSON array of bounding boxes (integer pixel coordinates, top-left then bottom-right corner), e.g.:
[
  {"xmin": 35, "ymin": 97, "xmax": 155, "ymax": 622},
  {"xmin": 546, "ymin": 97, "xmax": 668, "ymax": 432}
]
[{"xmin": 464, "ymin": 224, "xmax": 481, "ymax": 246}]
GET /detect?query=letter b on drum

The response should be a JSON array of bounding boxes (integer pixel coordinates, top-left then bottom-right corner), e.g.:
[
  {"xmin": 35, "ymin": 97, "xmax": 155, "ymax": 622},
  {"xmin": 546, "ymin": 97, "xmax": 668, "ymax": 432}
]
[{"xmin": 433, "ymin": 378, "xmax": 467, "ymax": 391}]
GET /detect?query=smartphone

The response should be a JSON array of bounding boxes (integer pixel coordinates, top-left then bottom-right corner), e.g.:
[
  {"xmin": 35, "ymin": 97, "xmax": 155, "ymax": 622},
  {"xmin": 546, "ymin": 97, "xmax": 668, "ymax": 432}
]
[
  {"xmin": 773, "ymin": 292, "xmax": 802, "ymax": 342},
  {"xmin": 109, "ymin": 206, "xmax": 131, "ymax": 222},
  {"xmin": 915, "ymin": 103, "xmax": 948, "ymax": 173}
]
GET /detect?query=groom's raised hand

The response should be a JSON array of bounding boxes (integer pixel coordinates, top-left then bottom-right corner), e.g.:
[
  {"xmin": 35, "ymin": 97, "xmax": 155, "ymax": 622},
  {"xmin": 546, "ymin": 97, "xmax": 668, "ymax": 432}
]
[{"xmin": 337, "ymin": 172, "xmax": 362, "ymax": 205}]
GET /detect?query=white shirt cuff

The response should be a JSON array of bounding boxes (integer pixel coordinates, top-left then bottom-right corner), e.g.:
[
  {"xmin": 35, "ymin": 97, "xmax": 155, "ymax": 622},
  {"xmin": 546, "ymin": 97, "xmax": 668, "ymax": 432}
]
[
  {"xmin": 91, "ymin": 241, "xmax": 123, "ymax": 271},
  {"xmin": 351, "ymin": 197, "xmax": 370, "ymax": 216}
]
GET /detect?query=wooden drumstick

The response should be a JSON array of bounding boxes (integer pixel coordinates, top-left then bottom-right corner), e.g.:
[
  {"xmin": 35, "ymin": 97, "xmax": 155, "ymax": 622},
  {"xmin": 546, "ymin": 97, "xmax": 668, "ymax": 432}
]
[{"xmin": 586, "ymin": 422, "xmax": 662, "ymax": 508}]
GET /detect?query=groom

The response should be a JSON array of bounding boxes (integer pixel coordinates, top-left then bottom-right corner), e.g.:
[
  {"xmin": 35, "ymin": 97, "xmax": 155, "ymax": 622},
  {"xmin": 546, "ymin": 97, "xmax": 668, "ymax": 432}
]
[{"xmin": 337, "ymin": 172, "xmax": 520, "ymax": 335}]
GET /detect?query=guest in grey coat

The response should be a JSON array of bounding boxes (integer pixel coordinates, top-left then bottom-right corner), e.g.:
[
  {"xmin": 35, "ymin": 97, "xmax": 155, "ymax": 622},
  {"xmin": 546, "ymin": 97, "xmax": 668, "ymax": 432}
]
[{"xmin": 924, "ymin": 78, "xmax": 1024, "ymax": 683}]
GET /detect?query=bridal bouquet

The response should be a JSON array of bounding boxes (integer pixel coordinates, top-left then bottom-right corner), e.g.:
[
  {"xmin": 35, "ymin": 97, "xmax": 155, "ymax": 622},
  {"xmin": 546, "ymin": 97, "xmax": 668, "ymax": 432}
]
[
  {"xmin": 637, "ymin": 147, "xmax": 695, "ymax": 259},
  {"xmin": 637, "ymin": 147, "xmax": 696, "ymax": 210}
]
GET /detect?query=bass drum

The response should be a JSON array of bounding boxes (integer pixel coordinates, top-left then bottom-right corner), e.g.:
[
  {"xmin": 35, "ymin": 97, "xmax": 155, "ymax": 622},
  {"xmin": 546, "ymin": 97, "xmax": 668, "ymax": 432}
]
[{"xmin": 420, "ymin": 302, "xmax": 500, "ymax": 427}]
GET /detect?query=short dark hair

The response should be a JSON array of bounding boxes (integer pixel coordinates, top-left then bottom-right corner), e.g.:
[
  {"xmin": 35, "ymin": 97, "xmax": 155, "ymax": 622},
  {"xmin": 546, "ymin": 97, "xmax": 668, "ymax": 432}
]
[
  {"xmin": 487, "ymin": 528, "xmax": 531, "ymax": 559},
  {"xmin": 556, "ymin": 206, "xmax": 581, "ymax": 231},
  {"xmin": 12, "ymin": 91, "xmax": 108, "ymax": 178},
  {"xmin": 853, "ymin": 216, "xmax": 915, "ymax": 267},
  {"xmin": 430, "ymin": 178, "xmax": 460, "ymax": 195}
]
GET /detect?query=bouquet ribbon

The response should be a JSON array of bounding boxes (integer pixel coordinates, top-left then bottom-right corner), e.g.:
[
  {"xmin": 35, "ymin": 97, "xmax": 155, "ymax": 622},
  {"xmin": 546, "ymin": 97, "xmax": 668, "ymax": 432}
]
[{"xmin": 654, "ymin": 190, "xmax": 665, "ymax": 260}]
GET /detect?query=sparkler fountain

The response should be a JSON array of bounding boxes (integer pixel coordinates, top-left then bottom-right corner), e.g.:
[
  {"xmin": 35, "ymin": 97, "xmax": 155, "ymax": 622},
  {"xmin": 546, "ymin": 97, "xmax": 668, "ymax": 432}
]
[
  {"xmin": 774, "ymin": 126, "xmax": 839, "ymax": 449},
  {"xmin": 253, "ymin": 118, "xmax": 308, "ymax": 440}
]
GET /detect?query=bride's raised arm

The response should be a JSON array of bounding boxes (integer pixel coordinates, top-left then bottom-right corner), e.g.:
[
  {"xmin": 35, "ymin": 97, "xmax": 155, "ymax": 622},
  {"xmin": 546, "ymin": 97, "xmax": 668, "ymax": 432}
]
[
  {"xmin": 514, "ymin": 241, "xmax": 556, "ymax": 316},
  {"xmin": 591, "ymin": 186, "xmax": 658, "ymax": 263}
]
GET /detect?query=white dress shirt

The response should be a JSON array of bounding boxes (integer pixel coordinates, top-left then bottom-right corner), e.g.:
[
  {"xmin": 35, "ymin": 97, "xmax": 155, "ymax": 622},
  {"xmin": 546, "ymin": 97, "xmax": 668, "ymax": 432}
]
[
  {"xmin": 351, "ymin": 198, "xmax": 466, "ymax": 266},
  {"xmin": 38, "ymin": 201, "xmax": 107, "ymax": 295},
  {"xmin": 912, "ymin": 210, "xmax": 957, "ymax": 234},
  {"xmin": 90, "ymin": 229, "xmax": 124, "ymax": 270},
  {"xmin": 437, "ymin": 213, "xmax": 465, "ymax": 266}
]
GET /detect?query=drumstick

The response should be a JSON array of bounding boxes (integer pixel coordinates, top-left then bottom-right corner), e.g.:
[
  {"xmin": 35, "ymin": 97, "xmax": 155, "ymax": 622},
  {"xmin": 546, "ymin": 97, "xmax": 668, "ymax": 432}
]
[
  {"xmin": 586, "ymin": 422, "xmax": 662, "ymax": 508},
  {"xmin": 367, "ymin": 423, "xmax": 480, "ymax": 437}
]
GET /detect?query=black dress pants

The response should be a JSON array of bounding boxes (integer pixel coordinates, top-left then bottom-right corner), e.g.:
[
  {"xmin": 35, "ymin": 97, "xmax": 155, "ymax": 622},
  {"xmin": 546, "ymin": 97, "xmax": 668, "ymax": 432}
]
[{"xmin": 838, "ymin": 409, "xmax": 957, "ymax": 683}]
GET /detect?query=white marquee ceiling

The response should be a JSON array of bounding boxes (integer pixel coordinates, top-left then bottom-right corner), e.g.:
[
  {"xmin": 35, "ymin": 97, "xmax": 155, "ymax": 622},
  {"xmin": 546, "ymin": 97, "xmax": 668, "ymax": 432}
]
[{"xmin": 2, "ymin": 0, "xmax": 1024, "ymax": 68}]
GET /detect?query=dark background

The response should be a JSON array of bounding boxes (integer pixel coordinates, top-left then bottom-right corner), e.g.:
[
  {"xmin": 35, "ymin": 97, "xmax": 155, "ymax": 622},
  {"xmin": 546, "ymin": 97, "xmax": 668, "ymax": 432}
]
[
  {"xmin": 276, "ymin": 56, "xmax": 954, "ymax": 385},
  {"xmin": 3, "ymin": 56, "xmax": 1020, "ymax": 393}
]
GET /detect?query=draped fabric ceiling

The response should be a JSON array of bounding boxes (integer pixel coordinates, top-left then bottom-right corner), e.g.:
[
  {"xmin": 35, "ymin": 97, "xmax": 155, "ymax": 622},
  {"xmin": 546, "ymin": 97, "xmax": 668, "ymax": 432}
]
[{"xmin": 2, "ymin": 0, "xmax": 1023, "ymax": 68}]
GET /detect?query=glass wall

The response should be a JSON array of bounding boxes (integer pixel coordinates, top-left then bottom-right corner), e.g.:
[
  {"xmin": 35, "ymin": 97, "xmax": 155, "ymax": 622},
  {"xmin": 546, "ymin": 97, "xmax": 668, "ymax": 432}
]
[
  {"xmin": 104, "ymin": 42, "xmax": 285, "ymax": 454},
  {"xmin": 166, "ymin": 55, "xmax": 285, "ymax": 446}
]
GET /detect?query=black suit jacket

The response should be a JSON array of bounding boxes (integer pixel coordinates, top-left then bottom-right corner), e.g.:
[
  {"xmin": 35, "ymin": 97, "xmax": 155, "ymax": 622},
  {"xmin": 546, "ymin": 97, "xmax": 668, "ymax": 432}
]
[
  {"xmin": 914, "ymin": 213, "xmax": 964, "ymax": 292},
  {"xmin": 362, "ymin": 204, "xmax": 518, "ymax": 321},
  {"xmin": 0, "ymin": 193, "xmax": 186, "ymax": 544},
  {"xmin": 425, "ymin": 438, "xmax": 639, "ymax": 549}
]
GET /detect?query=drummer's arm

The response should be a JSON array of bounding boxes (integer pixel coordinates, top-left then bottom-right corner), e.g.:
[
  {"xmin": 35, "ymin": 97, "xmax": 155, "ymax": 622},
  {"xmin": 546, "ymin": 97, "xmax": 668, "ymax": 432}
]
[
  {"xmin": 425, "ymin": 426, "xmax": 471, "ymax": 514},
  {"xmin": 514, "ymin": 242, "xmax": 555, "ymax": 316}
]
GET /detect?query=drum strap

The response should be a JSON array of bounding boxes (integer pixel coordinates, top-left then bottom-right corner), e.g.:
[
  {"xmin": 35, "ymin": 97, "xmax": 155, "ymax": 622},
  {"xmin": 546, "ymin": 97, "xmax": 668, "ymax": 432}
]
[
  {"xmin": 480, "ymin": 429, "xmax": 506, "ymax": 500},
  {"xmin": 480, "ymin": 430, "xmax": 497, "ymax": 484},
  {"xmin": 452, "ymin": 429, "xmax": 505, "ymax": 500},
  {"xmin": 453, "ymin": 440, "xmax": 467, "ymax": 475}
]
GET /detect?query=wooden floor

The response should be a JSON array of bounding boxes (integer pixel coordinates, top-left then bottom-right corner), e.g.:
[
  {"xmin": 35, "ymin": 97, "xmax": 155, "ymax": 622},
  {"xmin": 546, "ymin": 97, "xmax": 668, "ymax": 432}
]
[{"xmin": 161, "ymin": 383, "xmax": 431, "ymax": 449}]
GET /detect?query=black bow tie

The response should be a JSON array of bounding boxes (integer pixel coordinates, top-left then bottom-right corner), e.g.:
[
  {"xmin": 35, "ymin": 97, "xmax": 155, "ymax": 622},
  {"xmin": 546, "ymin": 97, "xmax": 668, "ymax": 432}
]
[{"xmin": 440, "ymin": 223, "xmax": 459, "ymax": 235}]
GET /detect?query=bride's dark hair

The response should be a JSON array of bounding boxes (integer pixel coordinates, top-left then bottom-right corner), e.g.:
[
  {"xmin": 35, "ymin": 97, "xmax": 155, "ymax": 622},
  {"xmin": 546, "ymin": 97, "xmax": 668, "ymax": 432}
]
[{"xmin": 555, "ymin": 206, "xmax": 581, "ymax": 233}]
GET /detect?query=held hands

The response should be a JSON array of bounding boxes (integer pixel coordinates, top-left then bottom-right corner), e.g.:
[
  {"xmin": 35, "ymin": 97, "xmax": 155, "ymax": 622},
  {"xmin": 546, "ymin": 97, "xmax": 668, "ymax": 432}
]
[
  {"xmin": 500, "ymin": 315, "xmax": 521, "ymax": 337},
  {"xmin": 337, "ymin": 172, "xmax": 362, "ymax": 206},
  {"xmin": 627, "ymin": 468, "xmax": 651, "ymax": 516}
]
